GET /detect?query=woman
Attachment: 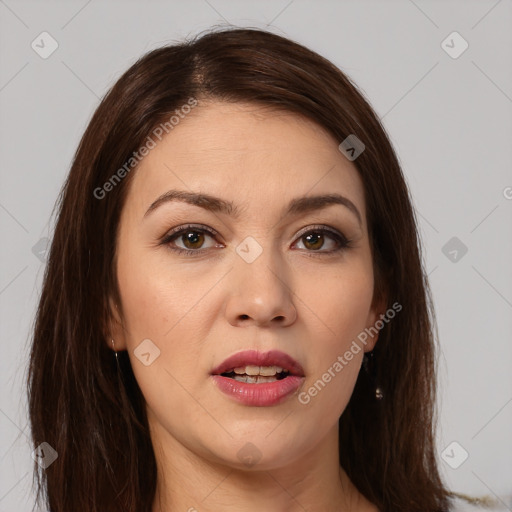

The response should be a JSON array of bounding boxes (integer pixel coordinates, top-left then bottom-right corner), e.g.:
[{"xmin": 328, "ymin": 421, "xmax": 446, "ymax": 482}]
[{"xmin": 28, "ymin": 27, "xmax": 492, "ymax": 512}]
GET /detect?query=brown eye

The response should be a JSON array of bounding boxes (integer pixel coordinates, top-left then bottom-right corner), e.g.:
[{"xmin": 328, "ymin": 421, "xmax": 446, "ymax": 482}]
[
  {"xmin": 180, "ymin": 230, "xmax": 206, "ymax": 250},
  {"xmin": 294, "ymin": 226, "xmax": 350, "ymax": 254},
  {"xmin": 161, "ymin": 224, "xmax": 220, "ymax": 256},
  {"xmin": 302, "ymin": 232, "xmax": 325, "ymax": 251},
  {"xmin": 161, "ymin": 224, "xmax": 350, "ymax": 258}
]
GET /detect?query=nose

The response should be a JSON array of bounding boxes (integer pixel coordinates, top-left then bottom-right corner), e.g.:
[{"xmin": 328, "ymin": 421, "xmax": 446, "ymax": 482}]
[{"xmin": 225, "ymin": 247, "xmax": 297, "ymax": 328}]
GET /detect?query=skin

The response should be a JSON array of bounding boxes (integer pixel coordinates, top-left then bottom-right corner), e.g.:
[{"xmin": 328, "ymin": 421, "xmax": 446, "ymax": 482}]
[{"xmin": 109, "ymin": 101, "xmax": 384, "ymax": 512}]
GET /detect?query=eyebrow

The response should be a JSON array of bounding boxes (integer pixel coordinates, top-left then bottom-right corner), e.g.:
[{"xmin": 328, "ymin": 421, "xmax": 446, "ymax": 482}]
[{"xmin": 144, "ymin": 189, "xmax": 362, "ymax": 226}]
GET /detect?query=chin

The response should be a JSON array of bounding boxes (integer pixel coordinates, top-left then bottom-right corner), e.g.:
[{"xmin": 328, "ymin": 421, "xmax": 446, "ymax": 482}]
[{"xmin": 202, "ymin": 434, "xmax": 305, "ymax": 472}]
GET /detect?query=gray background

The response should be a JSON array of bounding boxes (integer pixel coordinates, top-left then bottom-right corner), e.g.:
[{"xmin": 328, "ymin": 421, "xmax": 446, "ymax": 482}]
[{"xmin": 1, "ymin": 0, "xmax": 511, "ymax": 510}]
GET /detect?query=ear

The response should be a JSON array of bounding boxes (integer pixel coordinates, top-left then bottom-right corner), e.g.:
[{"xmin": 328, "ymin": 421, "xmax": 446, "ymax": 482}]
[
  {"xmin": 363, "ymin": 290, "xmax": 388, "ymax": 353},
  {"xmin": 106, "ymin": 295, "xmax": 128, "ymax": 351}
]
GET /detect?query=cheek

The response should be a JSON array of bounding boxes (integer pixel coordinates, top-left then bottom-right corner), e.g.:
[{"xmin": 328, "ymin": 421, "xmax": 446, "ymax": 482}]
[
  {"xmin": 116, "ymin": 254, "xmax": 213, "ymax": 432},
  {"xmin": 295, "ymin": 260, "xmax": 373, "ymax": 415},
  {"xmin": 115, "ymin": 242, "xmax": 219, "ymax": 394},
  {"xmin": 116, "ymin": 240, "xmax": 208, "ymax": 341},
  {"xmin": 297, "ymin": 350, "xmax": 362, "ymax": 432},
  {"xmin": 303, "ymin": 257, "xmax": 374, "ymax": 347}
]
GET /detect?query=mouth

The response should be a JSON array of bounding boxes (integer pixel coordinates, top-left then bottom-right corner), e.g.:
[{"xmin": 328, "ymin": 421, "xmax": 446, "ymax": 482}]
[
  {"xmin": 210, "ymin": 349, "xmax": 305, "ymax": 380},
  {"xmin": 210, "ymin": 349, "xmax": 305, "ymax": 407}
]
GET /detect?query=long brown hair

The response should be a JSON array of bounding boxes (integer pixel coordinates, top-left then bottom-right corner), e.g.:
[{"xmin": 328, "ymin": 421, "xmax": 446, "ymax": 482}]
[{"xmin": 28, "ymin": 26, "xmax": 460, "ymax": 511}]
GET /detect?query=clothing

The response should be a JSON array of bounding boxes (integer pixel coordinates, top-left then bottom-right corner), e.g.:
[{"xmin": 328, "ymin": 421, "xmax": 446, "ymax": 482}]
[{"xmin": 451, "ymin": 495, "xmax": 511, "ymax": 511}]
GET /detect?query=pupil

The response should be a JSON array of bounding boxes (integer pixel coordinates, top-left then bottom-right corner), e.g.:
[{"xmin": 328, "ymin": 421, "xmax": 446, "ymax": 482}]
[
  {"xmin": 305, "ymin": 233, "xmax": 323, "ymax": 250},
  {"xmin": 183, "ymin": 231, "xmax": 204, "ymax": 249}
]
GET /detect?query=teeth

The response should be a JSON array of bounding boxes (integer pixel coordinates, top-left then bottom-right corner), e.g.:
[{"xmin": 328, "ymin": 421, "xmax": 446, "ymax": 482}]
[
  {"xmin": 232, "ymin": 374, "xmax": 279, "ymax": 383},
  {"xmin": 232, "ymin": 365, "xmax": 285, "ymax": 376}
]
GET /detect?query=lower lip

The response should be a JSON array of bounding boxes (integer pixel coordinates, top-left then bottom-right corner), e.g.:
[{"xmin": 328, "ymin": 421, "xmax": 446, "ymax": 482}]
[{"xmin": 211, "ymin": 375, "xmax": 305, "ymax": 406}]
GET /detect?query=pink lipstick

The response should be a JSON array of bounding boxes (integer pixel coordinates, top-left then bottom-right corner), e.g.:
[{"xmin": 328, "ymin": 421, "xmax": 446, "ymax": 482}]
[{"xmin": 210, "ymin": 349, "xmax": 305, "ymax": 407}]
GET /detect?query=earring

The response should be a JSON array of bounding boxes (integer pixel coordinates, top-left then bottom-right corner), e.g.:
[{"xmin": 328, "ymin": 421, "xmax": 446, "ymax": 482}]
[
  {"xmin": 111, "ymin": 338, "xmax": 119, "ymax": 363},
  {"xmin": 362, "ymin": 350, "xmax": 384, "ymax": 401}
]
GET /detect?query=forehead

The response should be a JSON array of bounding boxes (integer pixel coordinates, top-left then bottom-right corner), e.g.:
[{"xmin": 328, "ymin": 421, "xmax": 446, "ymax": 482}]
[{"xmin": 127, "ymin": 101, "xmax": 367, "ymax": 224}]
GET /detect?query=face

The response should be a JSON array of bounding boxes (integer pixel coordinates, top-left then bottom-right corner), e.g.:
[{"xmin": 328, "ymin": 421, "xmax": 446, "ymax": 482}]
[{"xmin": 110, "ymin": 100, "xmax": 383, "ymax": 470}]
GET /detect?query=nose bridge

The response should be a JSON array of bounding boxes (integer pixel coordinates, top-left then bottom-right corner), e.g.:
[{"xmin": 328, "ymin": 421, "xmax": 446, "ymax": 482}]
[{"xmin": 225, "ymin": 237, "xmax": 297, "ymax": 326}]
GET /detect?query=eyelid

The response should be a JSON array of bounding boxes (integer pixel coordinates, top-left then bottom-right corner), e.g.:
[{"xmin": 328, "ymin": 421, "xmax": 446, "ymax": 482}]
[
  {"xmin": 163, "ymin": 223, "xmax": 219, "ymax": 238},
  {"xmin": 294, "ymin": 224, "xmax": 345, "ymax": 240}
]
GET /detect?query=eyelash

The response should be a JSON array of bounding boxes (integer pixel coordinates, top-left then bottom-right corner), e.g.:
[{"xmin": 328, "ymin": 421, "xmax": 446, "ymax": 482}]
[{"xmin": 160, "ymin": 223, "xmax": 352, "ymax": 258}]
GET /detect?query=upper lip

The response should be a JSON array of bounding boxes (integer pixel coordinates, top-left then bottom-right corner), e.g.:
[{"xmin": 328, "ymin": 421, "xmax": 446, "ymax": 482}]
[{"xmin": 211, "ymin": 349, "xmax": 305, "ymax": 377}]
